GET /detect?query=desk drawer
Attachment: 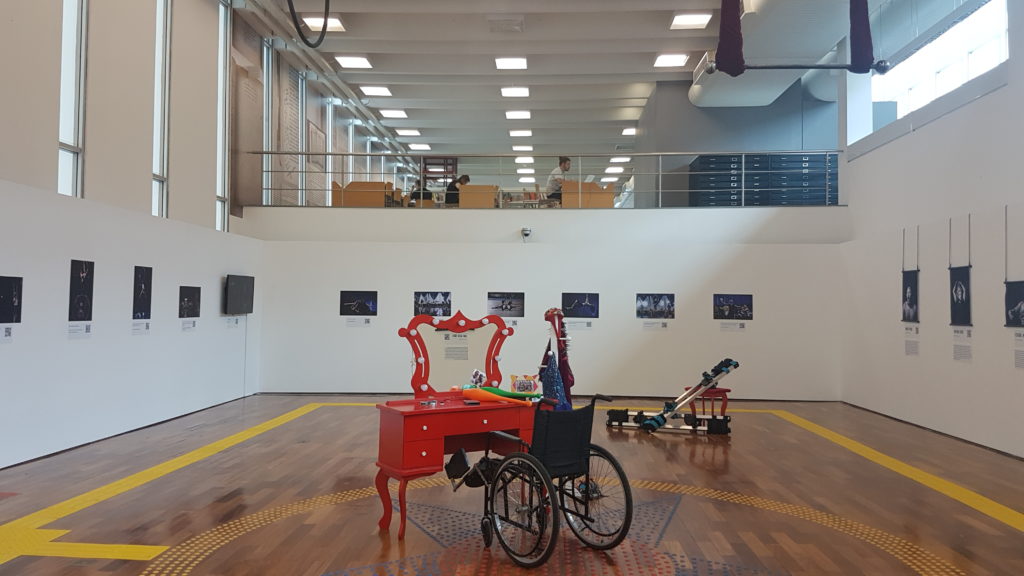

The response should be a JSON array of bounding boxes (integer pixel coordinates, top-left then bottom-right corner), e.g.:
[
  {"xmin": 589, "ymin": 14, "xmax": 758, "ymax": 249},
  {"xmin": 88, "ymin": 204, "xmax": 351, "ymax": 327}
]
[
  {"xmin": 443, "ymin": 409, "xmax": 520, "ymax": 436},
  {"xmin": 402, "ymin": 439, "xmax": 444, "ymax": 468},
  {"xmin": 403, "ymin": 416, "xmax": 444, "ymax": 441}
]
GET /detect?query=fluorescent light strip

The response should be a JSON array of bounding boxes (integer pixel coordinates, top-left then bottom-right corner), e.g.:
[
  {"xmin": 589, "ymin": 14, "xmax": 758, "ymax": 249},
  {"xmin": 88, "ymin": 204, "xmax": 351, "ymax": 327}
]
[
  {"xmin": 509, "ymin": 130, "xmax": 532, "ymax": 137},
  {"xmin": 303, "ymin": 17, "xmax": 345, "ymax": 31},
  {"xmin": 501, "ymin": 86, "xmax": 530, "ymax": 97},
  {"xmin": 670, "ymin": 14, "xmax": 712, "ymax": 30},
  {"xmin": 409, "ymin": 144, "xmax": 431, "ymax": 151},
  {"xmin": 622, "ymin": 128, "xmax": 636, "ymax": 136},
  {"xmin": 517, "ymin": 168, "xmax": 535, "ymax": 174},
  {"xmin": 379, "ymin": 109, "xmax": 407, "ymax": 119},
  {"xmin": 512, "ymin": 145, "xmax": 533, "ymax": 151},
  {"xmin": 610, "ymin": 157, "xmax": 631, "ymax": 163},
  {"xmin": 496, "ymin": 57, "xmax": 528, "ymax": 70},
  {"xmin": 336, "ymin": 56, "xmax": 372, "ymax": 69},
  {"xmin": 515, "ymin": 156, "xmax": 534, "ymax": 164},
  {"xmin": 654, "ymin": 54, "xmax": 689, "ymax": 67},
  {"xmin": 601, "ymin": 177, "xmax": 619, "ymax": 183},
  {"xmin": 519, "ymin": 177, "xmax": 536, "ymax": 183},
  {"xmin": 506, "ymin": 110, "xmax": 531, "ymax": 120},
  {"xmin": 605, "ymin": 166, "xmax": 624, "ymax": 174},
  {"xmin": 359, "ymin": 86, "xmax": 392, "ymax": 96},
  {"xmin": 395, "ymin": 129, "xmax": 420, "ymax": 136}
]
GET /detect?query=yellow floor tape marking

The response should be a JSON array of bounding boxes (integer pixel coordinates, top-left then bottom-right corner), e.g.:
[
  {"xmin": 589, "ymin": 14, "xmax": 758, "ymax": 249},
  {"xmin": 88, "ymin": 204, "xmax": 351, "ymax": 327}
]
[
  {"xmin": 0, "ymin": 402, "xmax": 370, "ymax": 565},
  {"xmin": 767, "ymin": 409, "xmax": 1024, "ymax": 532}
]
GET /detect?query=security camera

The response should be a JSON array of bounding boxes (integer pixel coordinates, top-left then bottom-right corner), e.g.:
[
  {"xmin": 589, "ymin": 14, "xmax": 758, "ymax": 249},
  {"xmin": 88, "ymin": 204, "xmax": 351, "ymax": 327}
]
[{"xmin": 521, "ymin": 227, "xmax": 532, "ymax": 238}]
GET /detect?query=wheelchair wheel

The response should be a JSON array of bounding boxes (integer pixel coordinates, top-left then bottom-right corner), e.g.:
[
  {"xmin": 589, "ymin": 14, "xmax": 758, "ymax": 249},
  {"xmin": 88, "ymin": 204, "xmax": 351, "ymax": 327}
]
[
  {"xmin": 561, "ymin": 444, "xmax": 632, "ymax": 550},
  {"xmin": 489, "ymin": 452, "xmax": 559, "ymax": 568}
]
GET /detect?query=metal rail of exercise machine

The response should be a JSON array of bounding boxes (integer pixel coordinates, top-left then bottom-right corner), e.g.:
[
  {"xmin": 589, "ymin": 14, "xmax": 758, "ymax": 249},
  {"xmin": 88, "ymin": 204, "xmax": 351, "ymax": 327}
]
[{"xmin": 606, "ymin": 358, "xmax": 738, "ymax": 434}]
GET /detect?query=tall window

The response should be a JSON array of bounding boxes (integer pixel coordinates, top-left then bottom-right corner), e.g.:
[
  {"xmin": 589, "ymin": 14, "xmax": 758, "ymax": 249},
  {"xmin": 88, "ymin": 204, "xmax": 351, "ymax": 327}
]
[
  {"xmin": 152, "ymin": 0, "xmax": 171, "ymax": 217},
  {"xmin": 871, "ymin": 0, "xmax": 1008, "ymax": 121},
  {"xmin": 215, "ymin": 0, "xmax": 231, "ymax": 230},
  {"xmin": 58, "ymin": 0, "xmax": 87, "ymax": 197}
]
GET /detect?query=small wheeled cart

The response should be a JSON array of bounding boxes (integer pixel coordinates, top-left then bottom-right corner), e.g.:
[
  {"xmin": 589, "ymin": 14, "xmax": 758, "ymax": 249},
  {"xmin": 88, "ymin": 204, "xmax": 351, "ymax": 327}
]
[{"xmin": 606, "ymin": 358, "xmax": 738, "ymax": 434}]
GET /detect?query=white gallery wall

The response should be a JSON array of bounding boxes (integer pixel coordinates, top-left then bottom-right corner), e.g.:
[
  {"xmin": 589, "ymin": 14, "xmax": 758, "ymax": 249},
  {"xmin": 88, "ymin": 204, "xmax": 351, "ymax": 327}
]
[
  {"xmin": 235, "ymin": 207, "xmax": 852, "ymax": 401},
  {"xmin": 0, "ymin": 180, "xmax": 263, "ymax": 469}
]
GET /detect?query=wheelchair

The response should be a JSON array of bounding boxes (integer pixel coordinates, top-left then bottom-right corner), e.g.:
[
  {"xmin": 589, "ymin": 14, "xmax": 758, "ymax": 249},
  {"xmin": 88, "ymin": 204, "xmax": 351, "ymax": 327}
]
[{"xmin": 445, "ymin": 394, "xmax": 633, "ymax": 568}]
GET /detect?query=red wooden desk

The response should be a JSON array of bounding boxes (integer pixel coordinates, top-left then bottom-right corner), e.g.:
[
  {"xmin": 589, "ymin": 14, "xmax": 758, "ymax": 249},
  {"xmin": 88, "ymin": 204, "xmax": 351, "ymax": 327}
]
[{"xmin": 375, "ymin": 391, "xmax": 535, "ymax": 539}]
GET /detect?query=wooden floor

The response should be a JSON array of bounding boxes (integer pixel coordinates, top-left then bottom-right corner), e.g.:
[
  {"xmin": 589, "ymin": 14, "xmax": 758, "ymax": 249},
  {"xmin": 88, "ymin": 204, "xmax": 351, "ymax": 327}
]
[{"xmin": 0, "ymin": 395, "xmax": 1021, "ymax": 576}]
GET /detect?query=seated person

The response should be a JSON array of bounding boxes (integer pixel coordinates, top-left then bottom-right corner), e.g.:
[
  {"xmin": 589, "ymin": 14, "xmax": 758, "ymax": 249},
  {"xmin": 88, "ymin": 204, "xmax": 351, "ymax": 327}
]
[
  {"xmin": 446, "ymin": 174, "xmax": 470, "ymax": 206},
  {"xmin": 408, "ymin": 179, "xmax": 430, "ymax": 207}
]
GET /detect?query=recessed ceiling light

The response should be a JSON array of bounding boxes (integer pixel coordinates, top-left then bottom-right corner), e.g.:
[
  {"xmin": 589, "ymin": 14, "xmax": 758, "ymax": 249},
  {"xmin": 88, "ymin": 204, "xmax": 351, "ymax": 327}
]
[
  {"xmin": 519, "ymin": 177, "xmax": 536, "ymax": 183},
  {"xmin": 517, "ymin": 168, "xmax": 535, "ymax": 174},
  {"xmin": 379, "ymin": 109, "xmax": 407, "ymax": 118},
  {"xmin": 512, "ymin": 145, "xmax": 533, "ymax": 151},
  {"xmin": 409, "ymin": 144, "xmax": 431, "ymax": 151},
  {"xmin": 622, "ymin": 128, "xmax": 636, "ymax": 136},
  {"xmin": 654, "ymin": 54, "xmax": 689, "ymax": 67},
  {"xmin": 610, "ymin": 157, "xmax": 631, "ymax": 163},
  {"xmin": 501, "ymin": 86, "xmax": 530, "ymax": 97},
  {"xmin": 496, "ymin": 57, "xmax": 528, "ymax": 70},
  {"xmin": 671, "ymin": 14, "xmax": 712, "ymax": 30},
  {"xmin": 509, "ymin": 130, "xmax": 532, "ymax": 137},
  {"xmin": 395, "ymin": 129, "xmax": 421, "ymax": 136},
  {"xmin": 336, "ymin": 56, "xmax": 372, "ymax": 69},
  {"xmin": 303, "ymin": 16, "xmax": 345, "ymax": 31},
  {"xmin": 601, "ymin": 177, "xmax": 620, "ymax": 183},
  {"xmin": 515, "ymin": 156, "xmax": 534, "ymax": 164},
  {"xmin": 359, "ymin": 86, "xmax": 391, "ymax": 96},
  {"xmin": 605, "ymin": 166, "xmax": 624, "ymax": 174},
  {"xmin": 506, "ymin": 110, "xmax": 531, "ymax": 120},
  {"xmin": 427, "ymin": 167, "xmax": 445, "ymax": 172}
]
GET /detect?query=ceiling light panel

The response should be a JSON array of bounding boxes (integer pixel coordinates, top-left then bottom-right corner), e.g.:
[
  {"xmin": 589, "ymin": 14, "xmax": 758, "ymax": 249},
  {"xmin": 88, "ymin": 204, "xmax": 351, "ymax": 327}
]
[
  {"xmin": 379, "ymin": 109, "xmax": 407, "ymax": 118},
  {"xmin": 512, "ymin": 145, "xmax": 533, "ymax": 151},
  {"xmin": 519, "ymin": 177, "xmax": 536, "ymax": 183},
  {"xmin": 501, "ymin": 86, "xmax": 530, "ymax": 97},
  {"xmin": 654, "ymin": 54, "xmax": 689, "ymax": 67},
  {"xmin": 359, "ymin": 86, "xmax": 392, "ymax": 96},
  {"xmin": 515, "ymin": 156, "xmax": 534, "ymax": 164},
  {"xmin": 605, "ymin": 166, "xmax": 624, "ymax": 174},
  {"xmin": 303, "ymin": 16, "xmax": 345, "ymax": 31},
  {"xmin": 610, "ymin": 157, "xmax": 631, "ymax": 163},
  {"xmin": 395, "ymin": 129, "xmax": 420, "ymax": 136},
  {"xmin": 517, "ymin": 168, "xmax": 535, "ymax": 174},
  {"xmin": 496, "ymin": 57, "xmax": 528, "ymax": 70},
  {"xmin": 601, "ymin": 177, "xmax": 620, "ymax": 182},
  {"xmin": 505, "ymin": 110, "xmax": 531, "ymax": 120},
  {"xmin": 336, "ymin": 56, "xmax": 372, "ymax": 69},
  {"xmin": 409, "ymin": 144, "xmax": 431, "ymax": 151},
  {"xmin": 509, "ymin": 130, "xmax": 532, "ymax": 137},
  {"xmin": 670, "ymin": 14, "xmax": 712, "ymax": 29},
  {"xmin": 622, "ymin": 128, "xmax": 636, "ymax": 136}
]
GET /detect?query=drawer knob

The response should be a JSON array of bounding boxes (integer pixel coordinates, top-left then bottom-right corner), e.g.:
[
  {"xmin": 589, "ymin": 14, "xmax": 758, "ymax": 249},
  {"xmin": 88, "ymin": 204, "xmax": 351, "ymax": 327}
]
[
  {"xmin": 422, "ymin": 425, "xmax": 428, "ymax": 431},
  {"xmin": 482, "ymin": 419, "xmax": 488, "ymax": 424},
  {"xmin": 421, "ymin": 451, "xmax": 427, "ymax": 457}
]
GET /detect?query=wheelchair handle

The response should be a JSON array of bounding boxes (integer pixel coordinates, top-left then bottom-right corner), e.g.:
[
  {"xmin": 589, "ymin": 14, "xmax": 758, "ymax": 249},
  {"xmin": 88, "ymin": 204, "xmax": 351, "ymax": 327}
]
[
  {"xmin": 591, "ymin": 394, "xmax": 613, "ymax": 406},
  {"xmin": 537, "ymin": 398, "xmax": 559, "ymax": 407}
]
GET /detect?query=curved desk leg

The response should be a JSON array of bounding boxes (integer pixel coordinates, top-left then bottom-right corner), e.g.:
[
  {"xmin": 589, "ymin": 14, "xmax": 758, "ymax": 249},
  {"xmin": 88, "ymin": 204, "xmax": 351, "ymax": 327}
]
[
  {"xmin": 375, "ymin": 469, "xmax": 392, "ymax": 533},
  {"xmin": 397, "ymin": 479, "xmax": 409, "ymax": 540}
]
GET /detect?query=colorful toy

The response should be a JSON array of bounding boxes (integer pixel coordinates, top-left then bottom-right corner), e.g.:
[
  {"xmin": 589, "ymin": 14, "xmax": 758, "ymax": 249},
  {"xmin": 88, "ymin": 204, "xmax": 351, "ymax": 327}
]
[{"xmin": 461, "ymin": 386, "xmax": 533, "ymax": 406}]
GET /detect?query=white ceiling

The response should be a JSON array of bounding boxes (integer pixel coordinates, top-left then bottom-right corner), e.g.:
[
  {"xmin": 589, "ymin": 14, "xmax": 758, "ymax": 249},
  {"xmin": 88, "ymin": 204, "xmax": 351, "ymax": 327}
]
[{"xmin": 237, "ymin": 0, "xmax": 886, "ymax": 178}]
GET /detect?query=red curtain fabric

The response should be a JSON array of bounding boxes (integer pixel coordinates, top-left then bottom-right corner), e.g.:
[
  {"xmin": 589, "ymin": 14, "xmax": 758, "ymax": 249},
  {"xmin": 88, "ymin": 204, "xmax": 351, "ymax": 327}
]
[
  {"xmin": 716, "ymin": 0, "xmax": 746, "ymax": 77},
  {"xmin": 849, "ymin": 0, "xmax": 874, "ymax": 73}
]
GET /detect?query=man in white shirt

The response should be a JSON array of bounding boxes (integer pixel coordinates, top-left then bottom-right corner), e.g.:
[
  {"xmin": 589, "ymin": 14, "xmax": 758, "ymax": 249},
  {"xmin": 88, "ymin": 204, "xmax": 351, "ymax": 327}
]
[{"xmin": 546, "ymin": 156, "xmax": 571, "ymax": 202}]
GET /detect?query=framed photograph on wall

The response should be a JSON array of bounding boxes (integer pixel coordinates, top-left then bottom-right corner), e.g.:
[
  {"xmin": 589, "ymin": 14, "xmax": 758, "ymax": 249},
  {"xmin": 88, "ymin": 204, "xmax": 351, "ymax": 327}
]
[
  {"xmin": 949, "ymin": 266, "xmax": 971, "ymax": 326},
  {"xmin": 636, "ymin": 293, "xmax": 675, "ymax": 319},
  {"xmin": 179, "ymin": 286, "xmax": 201, "ymax": 319},
  {"xmin": 133, "ymin": 266, "xmax": 153, "ymax": 320},
  {"xmin": 414, "ymin": 291, "xmax": 451, "ymax": 317},
  {"xmin": 69, "ymin": 259, "xmax": 94, "ymax": 322},
  {"xmin": 713, "ymin": 294, "xmax": 753, "ymax": 320},
  {"xmin": 1006, "ymin": 281, "xmax": 1024, "ymax": 327},
  {"xmin": 902, "ymin": 270, "xmax": 919, "ymax": 323},
  {"xmin": 487, "ymin": 292, "xmax": 525, "ymax": 317},
  {"xmin": 0, "ymin": 276, "xmax": 23, "ymax": 324},
  {"xmin": 340, "ymin": 290, "xmax": 378, "ymax": 316},
  {"xmin": 561, "ymin": 292, "xmax": 599, "ymax": 318}
]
